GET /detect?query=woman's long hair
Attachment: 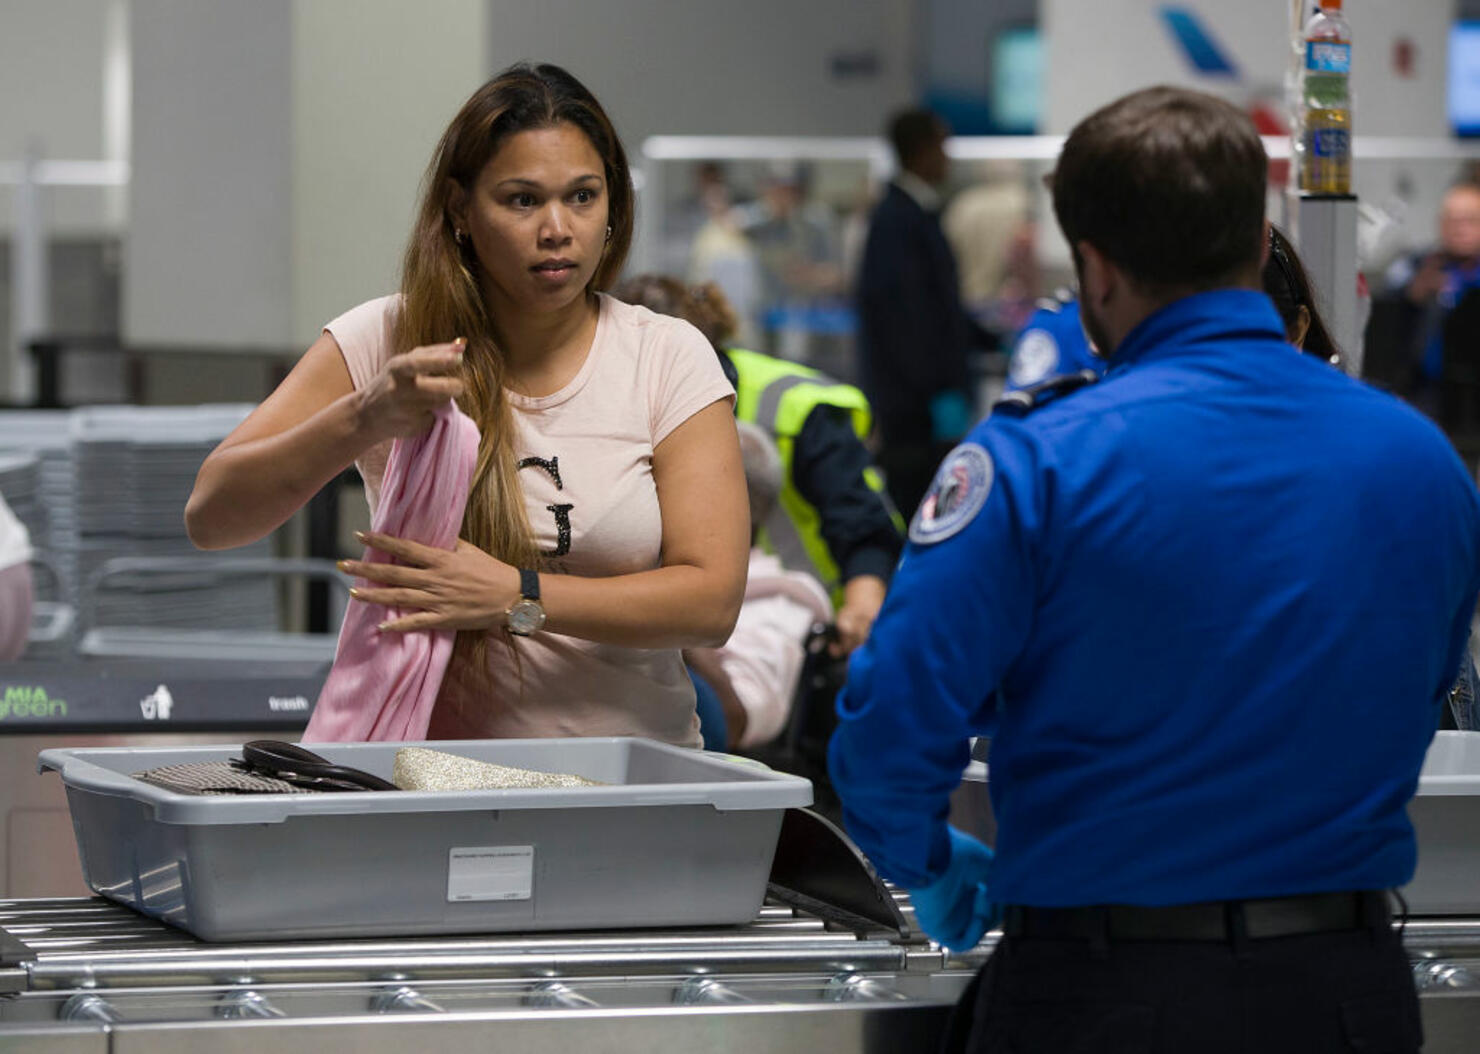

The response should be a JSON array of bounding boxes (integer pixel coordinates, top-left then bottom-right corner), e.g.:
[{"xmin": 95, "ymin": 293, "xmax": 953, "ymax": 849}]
[
  {"xmin": 394, "ymin": 63, "xmax": 632, "ymax": 658},
  {"xmin": 1262, "ymin": 225, "xmax": 1341, "ymax": 365}
]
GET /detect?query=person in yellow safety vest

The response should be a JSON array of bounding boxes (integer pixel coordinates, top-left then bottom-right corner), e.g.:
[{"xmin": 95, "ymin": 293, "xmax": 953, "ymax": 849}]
[{"xmin": 614, "ymin": 276, "xmax": 904, "ymax": 656}]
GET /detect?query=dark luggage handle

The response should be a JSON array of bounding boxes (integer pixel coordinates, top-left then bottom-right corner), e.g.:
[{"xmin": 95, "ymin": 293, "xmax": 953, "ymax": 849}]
[{"xmin": 235, "ymin": 740, "xmax": 399, "ymax": 792}]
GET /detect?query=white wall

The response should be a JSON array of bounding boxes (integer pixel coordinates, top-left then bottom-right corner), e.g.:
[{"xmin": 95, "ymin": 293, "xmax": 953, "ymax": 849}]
[
  {"xmin": 124, "ymin": 0, "xmax": 489, "ymax": 348},
  {"xmin": 290, "ymin": 0, "xmax": 488, "ymax": 341},
  {"xmin": 0, "ymin": 0, "xmax": 107, "ymax": 160},
  {"xmin": 1043, "ymin": 0, "xmax": 1452, "ymax": 136},
  {"xmin": 922, "ymin": 0, "xmax": 1036, "ymax": 129},
  {"xmin": 1040, "ymin": 0, "xmax": 1458, "ymax": 260},
  {"xmin": 483, "ymin": 0, "xmax": 919, "ymax": 144},
  {"xmin": 125, "ymin": 0, "xmax": 294, "ymax": 346},
  {"xmin": 0, "ymin": 0, "xmax": 117, "ymax": 235}
]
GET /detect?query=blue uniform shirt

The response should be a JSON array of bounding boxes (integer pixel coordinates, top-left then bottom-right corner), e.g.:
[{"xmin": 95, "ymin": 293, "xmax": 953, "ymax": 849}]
[
  {"xmin": 1004, "ymin": 297, "xmax": 1104, "ymax": 392},
  {"xmin": 1424, "ymin": 260, "xmax": 1480, "ymax": 380},
  {"xmin": 830, "ymin": 288, "xmax": 1480, "ymax": 906}
]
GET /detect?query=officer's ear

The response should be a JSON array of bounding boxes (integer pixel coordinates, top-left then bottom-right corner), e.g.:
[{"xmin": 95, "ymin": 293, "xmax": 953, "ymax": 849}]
[{"xmin": 1076, "ymin": 241, "xmax": 1118, "ymax": 310}]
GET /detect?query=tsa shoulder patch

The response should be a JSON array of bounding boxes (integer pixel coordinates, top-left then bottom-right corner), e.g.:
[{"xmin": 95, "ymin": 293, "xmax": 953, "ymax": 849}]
[
  {"xmin": 909, "ymin": 443, "xmax": 994, "ymax": 545},
  {"xmin": 1008, "ymin": 328, "xmax": 1060, "ymax": 387}
]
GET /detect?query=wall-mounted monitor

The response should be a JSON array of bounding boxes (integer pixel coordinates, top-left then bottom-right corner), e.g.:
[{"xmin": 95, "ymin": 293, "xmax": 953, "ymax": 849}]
[
  {"xmin": 1449, "ymin": 21, "xmax": 1480, "ymax": 137},
  {"xmin": 991, "ymin": 26, "xmax": 1043, "ymax": 134}
]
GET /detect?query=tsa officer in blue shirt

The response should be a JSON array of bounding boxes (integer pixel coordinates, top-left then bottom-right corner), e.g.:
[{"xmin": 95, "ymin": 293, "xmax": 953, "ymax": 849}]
[
  {"xmin": 1003, "ymin": 290, "xmax": 1103, "ymax": 393},
  {"xmin": 829, "ymin": 86, "xmax": 1480, "ymax": 1054}
]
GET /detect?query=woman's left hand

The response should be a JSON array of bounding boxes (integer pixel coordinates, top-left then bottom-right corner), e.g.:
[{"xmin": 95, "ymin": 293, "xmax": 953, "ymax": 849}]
[{"xmin": 342, "ymin": 531, "xmax": 519, "ymax": 633}]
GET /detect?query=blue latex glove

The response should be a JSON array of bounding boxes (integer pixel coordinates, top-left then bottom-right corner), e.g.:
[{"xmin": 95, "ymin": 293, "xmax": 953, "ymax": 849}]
[
  {"xmin": 928, "ymin": 390, "xmax": 973, "ymax": 443},
  {"xmin": 907, "ymin": 826, "xmax": 1000, "ymax": 952}
]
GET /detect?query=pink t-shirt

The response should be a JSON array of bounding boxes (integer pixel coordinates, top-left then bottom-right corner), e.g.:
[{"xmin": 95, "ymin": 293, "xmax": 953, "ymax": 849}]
[{"xmin": 325, "ymin": 293, "xmax": 734, "ymax": 747}]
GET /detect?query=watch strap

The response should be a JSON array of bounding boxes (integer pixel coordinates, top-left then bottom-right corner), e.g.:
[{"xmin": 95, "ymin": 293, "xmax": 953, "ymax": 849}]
[{"xmin": 519, "ymin": 567, "xmax": 540, "ymax": 602}]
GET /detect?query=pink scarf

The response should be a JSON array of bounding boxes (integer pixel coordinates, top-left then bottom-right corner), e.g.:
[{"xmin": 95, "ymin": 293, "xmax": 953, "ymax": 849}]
[{"xmin": 303, "ymin": 402, "xmax": 480, "ymax": 742}]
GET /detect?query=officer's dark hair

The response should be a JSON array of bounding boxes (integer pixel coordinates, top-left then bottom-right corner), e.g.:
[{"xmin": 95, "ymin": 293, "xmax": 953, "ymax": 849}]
[
  {"xmin": 888, "ymin": 109, "xmax": 944, "ymax": 167},
  {"xmin": 1262, "ymin": 225, "xmax": 1341, "ymax": 364},
  {"xmin": 1052, "ymin": 86, "xmax": 1267, "ymax": 294}
]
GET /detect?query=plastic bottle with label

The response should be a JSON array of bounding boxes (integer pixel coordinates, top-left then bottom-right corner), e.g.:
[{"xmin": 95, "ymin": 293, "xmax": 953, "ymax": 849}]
[{"xmin": 1300, "ymin": 0, "xmax": 1353, "ymax": 195}]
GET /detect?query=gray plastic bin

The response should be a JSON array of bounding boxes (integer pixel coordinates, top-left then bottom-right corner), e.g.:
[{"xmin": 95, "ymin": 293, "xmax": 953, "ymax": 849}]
[
  {"xmin": 39, "ymin": 738, "xmax": 812, "ymax": 941},
  {"xmin": 1405, "ymin": 730, "xmax": 1480, "ymax": 915}
]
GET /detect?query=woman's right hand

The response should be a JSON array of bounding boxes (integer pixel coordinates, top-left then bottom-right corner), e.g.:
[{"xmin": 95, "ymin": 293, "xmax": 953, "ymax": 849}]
[
  {"xmin": 187, "ymin": 331, "xmax": 468, "ymax": 552},
  {"xmin": 355, "ymin": 338, "xmax": 467, "ymax": 441}
]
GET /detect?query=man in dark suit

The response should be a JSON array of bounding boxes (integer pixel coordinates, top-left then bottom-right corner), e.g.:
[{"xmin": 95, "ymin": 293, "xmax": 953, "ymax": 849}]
[{"xmin": 856, "ymin": 109, "xmax": 986, "ymax": 516}]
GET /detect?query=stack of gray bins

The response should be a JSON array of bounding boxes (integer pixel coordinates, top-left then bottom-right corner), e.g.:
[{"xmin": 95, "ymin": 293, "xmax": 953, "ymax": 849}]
[
  {"xmin": 0, "ymin": 450, "xmax": 71, "ymax": 656},
  {"xmin": 0, "ymin": 411, "xmax": 79, "ymax": 581},
  {"xmin": 0, "ymin": 451, "xmax": 46, "ymax": 548},
  {"xmin": 0, "ymin": 413, "xmax": 79, "ymax": 658},
  {"xmin": 71, "ymin": 405, "xmax": 276, "ymax": 636}
]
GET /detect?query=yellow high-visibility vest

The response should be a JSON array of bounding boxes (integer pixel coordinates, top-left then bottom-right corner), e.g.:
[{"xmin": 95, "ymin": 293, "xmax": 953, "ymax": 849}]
[{"xmin": 727, "ymin": 348, "xmax": 899, "ymax": 605}]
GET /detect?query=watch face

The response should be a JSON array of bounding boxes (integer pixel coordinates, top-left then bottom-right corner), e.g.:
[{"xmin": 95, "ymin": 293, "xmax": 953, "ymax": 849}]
[{"xmin": 507, "ymin": 598, "xmax": 545, "ymax": 636}]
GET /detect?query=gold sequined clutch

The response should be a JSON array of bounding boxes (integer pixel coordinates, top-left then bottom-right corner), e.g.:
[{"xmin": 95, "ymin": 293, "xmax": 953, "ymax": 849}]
[{"xmin": 392, "ymin": 746, "xmax": 602, "ymax": 791}]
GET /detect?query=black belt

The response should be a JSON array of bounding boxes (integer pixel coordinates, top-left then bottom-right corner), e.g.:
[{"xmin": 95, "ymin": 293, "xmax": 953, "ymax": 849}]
[{"xmin": 1001, "ymin": 890, "xmax": 1390, "ymax": 944}]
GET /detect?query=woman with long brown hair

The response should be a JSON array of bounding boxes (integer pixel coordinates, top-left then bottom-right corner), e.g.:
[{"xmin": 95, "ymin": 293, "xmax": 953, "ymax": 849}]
[{"xmin": 185, "ymin": 63, "xmax": 748, "ymax": 746}]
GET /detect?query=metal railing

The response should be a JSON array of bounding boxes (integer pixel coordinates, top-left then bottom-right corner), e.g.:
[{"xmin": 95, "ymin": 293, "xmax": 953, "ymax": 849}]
[{"xmin": 633, "ymin": 133, "xmax": 1480, "ymax": 273}]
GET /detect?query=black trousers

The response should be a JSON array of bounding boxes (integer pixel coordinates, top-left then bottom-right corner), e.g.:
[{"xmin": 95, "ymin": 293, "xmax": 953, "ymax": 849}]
[{"xmin": 942, "ymin": 921, "xmax": 1421, "ymax": 1053}]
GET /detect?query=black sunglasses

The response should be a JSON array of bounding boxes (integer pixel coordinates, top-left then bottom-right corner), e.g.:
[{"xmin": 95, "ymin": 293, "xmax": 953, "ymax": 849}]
[
  {"xmin": 1268, "ymin": 230, "xmax": 1303, "ymax": 309},
  {"xmin": 230, "ymin": 740, "xmax": 398, "ymax": 792}
]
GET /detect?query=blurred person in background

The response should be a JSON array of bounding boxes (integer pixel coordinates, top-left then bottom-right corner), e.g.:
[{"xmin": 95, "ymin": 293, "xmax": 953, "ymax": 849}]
[
  {"xmin": 856, "ymin": 108, "xmax": 996, "ymax": 516},
  {"xmin": 838, "ymin": 171, "xmax": 878, "ymax": 295},
  {"xmin": 1002, "ymin": 289, "xmax": 1100, "ymax": 393},
  {"xmin": 1379, "ymin": 181, "xmax": 1480, "ymax": 419},
  {"xmin": 687, "ymin": 163, "xmax": 763, "ymax": 348},
  {"xmin": 660, "ymin": 161, "xmax": 728, "ymax": 274},
  {"xmin": 684, "ymin": 421, "xmax": 833, "ymax": 750},
  {"xmin": 738, "ymin": 161, "xmax": 844, "ymax": 314},
  {"xmin": 614, "ymin": 274, "xmax": 902, "ymax": 657},
  {"xmin": 186, "ymin": 63, "xmax": 747, "ymax": 747},
  {"xmin": 942, "ymin": 160, "xmax": 1039, "ymax": 334},
  {"xmin": 0, "ymin": 492, "xmax": 32, "ymax": 661}
]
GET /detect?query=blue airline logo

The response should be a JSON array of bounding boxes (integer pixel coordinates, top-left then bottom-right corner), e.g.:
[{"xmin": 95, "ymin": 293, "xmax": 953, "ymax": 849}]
[{"xmin": 1160, "ymin": 6, "xmax": 1240, "ymax": 77}]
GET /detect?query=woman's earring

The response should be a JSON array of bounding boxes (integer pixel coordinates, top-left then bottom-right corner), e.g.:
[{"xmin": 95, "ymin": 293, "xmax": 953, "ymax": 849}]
[
  {"xmin": 454, "ymin": 228, "xmax": 466, "ymax": 245},
  {"xmin": 605, "ymin": 225, "xmax": 613, "ymax": 242}
]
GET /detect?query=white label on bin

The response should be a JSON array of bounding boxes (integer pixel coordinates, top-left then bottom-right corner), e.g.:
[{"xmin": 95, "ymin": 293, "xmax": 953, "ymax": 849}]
[{"xmin": 447, "ymin": 845, "xmax": 534, "ymax": 902}]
